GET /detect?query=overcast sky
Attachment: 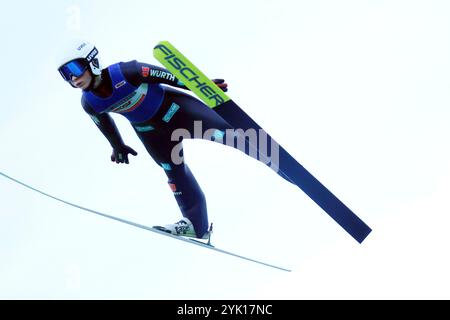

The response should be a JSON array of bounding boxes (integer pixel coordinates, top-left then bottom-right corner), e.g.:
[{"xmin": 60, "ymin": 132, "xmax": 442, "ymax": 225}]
[{"xmin": 1, "ymin": 0, "xmax": 450, "ymax": 299}]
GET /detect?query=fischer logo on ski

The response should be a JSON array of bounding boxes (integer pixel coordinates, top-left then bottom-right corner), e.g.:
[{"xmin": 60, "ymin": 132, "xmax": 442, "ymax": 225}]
[{"xmin": 154, "ymin": 43, "xmax": 229, "ymax": 107}]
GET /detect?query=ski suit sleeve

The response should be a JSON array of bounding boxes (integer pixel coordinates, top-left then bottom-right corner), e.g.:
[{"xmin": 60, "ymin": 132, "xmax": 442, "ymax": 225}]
[
  {"xmin": 81, "ymin": 96, "xmax": 125, "ymax": 149},
  {"xmin": 122, "ymin": 60, "xmax": 189, "ymax": 90}
]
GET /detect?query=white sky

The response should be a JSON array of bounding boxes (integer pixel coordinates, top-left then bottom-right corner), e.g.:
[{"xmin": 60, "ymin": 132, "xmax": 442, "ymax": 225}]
[{"xmin": 1, "ymin": 0, "xmax": 450, "ymax": 299}]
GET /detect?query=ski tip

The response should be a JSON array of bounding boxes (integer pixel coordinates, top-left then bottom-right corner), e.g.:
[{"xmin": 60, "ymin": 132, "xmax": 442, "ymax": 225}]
[{"xmin": 153, "ymin": 40, "xmax": 171, "ymax": 50}]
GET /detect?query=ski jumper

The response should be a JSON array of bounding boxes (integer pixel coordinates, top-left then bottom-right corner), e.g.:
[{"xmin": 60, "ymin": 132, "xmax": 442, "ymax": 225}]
[{"xmin": 81, "ymin": 61, "xmax": 269, "ymax": 237}]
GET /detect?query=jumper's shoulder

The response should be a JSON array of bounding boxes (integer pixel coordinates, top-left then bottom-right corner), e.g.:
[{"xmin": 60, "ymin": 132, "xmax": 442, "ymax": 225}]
[
  {"xmin": 120, "ymin": 60, "xmax": 161, "ymax": 76},
  {"xmin": 120, "ymin": 60, "xmax": 144, "ymax": 85}
]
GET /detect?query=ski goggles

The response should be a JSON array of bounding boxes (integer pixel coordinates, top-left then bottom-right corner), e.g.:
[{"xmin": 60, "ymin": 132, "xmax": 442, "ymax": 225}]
[{"xmin": 58, "ymin": 59, "xmax": 89, "ymax": 82}]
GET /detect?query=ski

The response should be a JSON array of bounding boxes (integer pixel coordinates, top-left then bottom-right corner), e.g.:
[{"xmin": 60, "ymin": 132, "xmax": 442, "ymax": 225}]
[
  {"xmin": 153, "ymin": 41, "xmax": 372, "ymax": 243},
  {"xmin": 0, "ymin": 171, "xmax": 290, "ymax": 272}
]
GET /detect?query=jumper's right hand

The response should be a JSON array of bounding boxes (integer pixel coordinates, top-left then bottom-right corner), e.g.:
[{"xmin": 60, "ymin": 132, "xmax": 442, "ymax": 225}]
[{"xmin": 111, "ymin": 145, "xmax": 138, "ymax": 164}]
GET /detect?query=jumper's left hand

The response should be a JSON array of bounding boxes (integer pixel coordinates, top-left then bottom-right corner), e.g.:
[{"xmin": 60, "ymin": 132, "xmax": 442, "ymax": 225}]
[{"xmin": 212, "ymin": 79, "xmax": 228, "ymax": 92}]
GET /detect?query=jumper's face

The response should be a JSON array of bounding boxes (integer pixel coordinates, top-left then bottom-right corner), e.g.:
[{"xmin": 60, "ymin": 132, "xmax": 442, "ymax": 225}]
[{"xmin": 71, "ymin": 70, "xmax": 92, "ymax": 90}]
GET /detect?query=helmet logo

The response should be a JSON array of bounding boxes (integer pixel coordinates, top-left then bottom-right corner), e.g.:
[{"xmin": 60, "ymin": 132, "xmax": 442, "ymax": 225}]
[
  {"xmin": 86, "ymin": 47, "xmax": 98, "ymax": 62},
  {"xmin": 92, "ymin": 58, "xmax": 99, "ymax": 68}
]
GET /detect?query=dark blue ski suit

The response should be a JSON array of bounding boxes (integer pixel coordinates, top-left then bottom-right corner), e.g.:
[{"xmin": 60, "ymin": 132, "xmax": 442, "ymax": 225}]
[{"xmin": 82, "ymin": 61, "xmax": 257, "ymax": 237}]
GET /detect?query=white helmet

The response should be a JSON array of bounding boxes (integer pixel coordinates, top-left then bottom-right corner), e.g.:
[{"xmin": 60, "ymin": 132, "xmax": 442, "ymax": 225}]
[{"xmin": 57, "ymin": 40, "xmax": 102, "ymax": 82}]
